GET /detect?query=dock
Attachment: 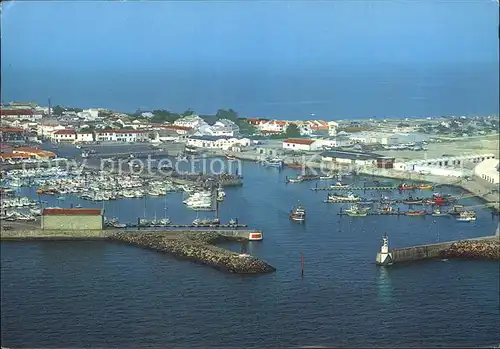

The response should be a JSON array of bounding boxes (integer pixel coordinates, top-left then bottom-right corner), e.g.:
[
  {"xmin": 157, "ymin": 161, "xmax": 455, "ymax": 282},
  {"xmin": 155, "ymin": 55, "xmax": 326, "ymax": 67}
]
[{"xmin": 312, "ymin": 186, "xmax": 398, "ymax": 191}]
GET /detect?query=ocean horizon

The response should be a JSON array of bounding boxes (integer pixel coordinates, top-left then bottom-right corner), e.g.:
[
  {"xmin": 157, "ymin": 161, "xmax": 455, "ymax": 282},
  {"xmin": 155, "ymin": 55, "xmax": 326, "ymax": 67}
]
[{"xmin": 2, "ymin": 63, "xmax": 498, "ymax": 120}]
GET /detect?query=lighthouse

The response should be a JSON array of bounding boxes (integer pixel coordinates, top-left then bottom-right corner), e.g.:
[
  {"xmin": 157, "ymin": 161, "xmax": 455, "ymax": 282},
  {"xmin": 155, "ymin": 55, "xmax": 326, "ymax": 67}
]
[{"xmin": 376, "ymin": 233, "xmax": 394, "ymax": 266}]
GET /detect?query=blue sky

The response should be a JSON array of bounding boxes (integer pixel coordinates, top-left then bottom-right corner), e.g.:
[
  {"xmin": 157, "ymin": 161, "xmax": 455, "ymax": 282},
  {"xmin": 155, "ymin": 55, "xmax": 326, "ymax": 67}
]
[
  {"xmin": 1, "ymin": 0, "xmax": 498, "ymax": 117},
  {"xmin": 2, "ymin": 0, "xmax": 498, "ymax": 72}
]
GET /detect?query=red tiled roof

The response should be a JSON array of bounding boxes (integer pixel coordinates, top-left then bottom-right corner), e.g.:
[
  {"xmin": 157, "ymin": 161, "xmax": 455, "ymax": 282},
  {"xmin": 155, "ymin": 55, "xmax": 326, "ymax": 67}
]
[
  {"xmin": 0, "ymin": 127, "xmax": 24, "ymax": 133},
  {"xmin": 13, "ymin": 148, "xmax": 56, "ymax": 157},
  {"xmin": 96, "ymin": 130, "xmax": 145, "ymax": 134},
  {"xmin": 53, "ymin": 129, "xmax": 76, "ymax": 135},
  {"xmin": 42, "ymin": 208, "xmax": 102, "ymax": 215},
  {"xmin": 0, "ymin": 153, "xmax": 30, "ymax": 159},
  {"xmin": 162, "ymin": 125, "xmax": 193, "ymax": 131},
  {"xmin": 284, "ymin": 138, "xmax": 315, "ymax": 145},
  {"xmin": 0, "ymin": 109, "xmax": 34, "ymax": 115}
]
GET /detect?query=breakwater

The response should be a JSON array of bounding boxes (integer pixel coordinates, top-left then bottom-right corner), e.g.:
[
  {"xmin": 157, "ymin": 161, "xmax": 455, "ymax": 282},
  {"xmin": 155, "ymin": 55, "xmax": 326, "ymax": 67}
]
[
  {"xmin": 390, "ymin": 236, "xmax": 499, "ymax": 264},
  {"xmin": 441, "ymin": 239, "xmax": 500, "ymax": 260},
  {"xmin": 0, "ymin": 229, "xmax": 275, "ymax": 274},
  {"xmin": 108, "ymin": 231, "xmax": 275, "ymax": 274}
]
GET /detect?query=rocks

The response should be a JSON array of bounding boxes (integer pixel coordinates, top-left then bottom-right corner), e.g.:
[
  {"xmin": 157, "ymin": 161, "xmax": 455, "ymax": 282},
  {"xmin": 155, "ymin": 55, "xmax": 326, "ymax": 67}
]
[
  {"xmin": 108, "ymin": 231, "xmax": 276, "ymax": 274},
  {"xmin": 441, "ymin": 239, "xmax": 500, "ymax": 260}
]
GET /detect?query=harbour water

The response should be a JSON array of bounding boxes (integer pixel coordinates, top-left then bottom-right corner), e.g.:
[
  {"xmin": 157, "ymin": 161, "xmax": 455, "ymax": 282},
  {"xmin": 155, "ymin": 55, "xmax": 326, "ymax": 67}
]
[{"xmin": 2, "ymin": 159, "xmax": 499, "ymax": 347}]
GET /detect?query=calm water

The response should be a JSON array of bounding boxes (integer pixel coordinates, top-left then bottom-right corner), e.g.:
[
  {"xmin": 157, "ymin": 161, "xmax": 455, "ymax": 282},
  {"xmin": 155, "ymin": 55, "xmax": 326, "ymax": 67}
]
[{"xmin": 2, "ymin": 160, "xmax": 500, "ymax": 347}]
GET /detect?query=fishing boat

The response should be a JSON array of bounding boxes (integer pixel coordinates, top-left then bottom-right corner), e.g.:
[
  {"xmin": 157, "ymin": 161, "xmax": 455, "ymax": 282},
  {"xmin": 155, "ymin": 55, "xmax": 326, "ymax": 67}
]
[
  {"xmin": 285, "ymin": 176, "xmax": 303, "ymax": 183},
  {"xmin": 263, "ymin": 157, "xmax": 283, "ymax": 168},
  {"xmin": 192, "ymin": 218, "xmax": 220, "ymax": 226},
  {"xmin": 456, "ymin": 211, "xmax": 477, "ymax": 222},
  {"xmin": 286, "ymin": 161, "xmax": 303, "ymax": 170},
  {"xmin": 330, "ymin": 182, "xmax": 349, "ymax": 188},
  {"xmin": 432, "ymin": 208, "xmax": 448, "ymax": 217},
  {"xmin": 320, "ymin": 173, "xmax": 335, "ymax": 180},
  {"xmin": 289, "ymin": 203, "xmax": 306, "ymax": 222},
  {"xmin": 405, "ymin": 210, "xmax": 426, "ymax": 216},
  {"xmin": 326, "ymin": 192, "xmax": 360, "ymax": 202},
  {"xmin": 402, "ymin": 197, "xmax": 423, "ymax": 205},
  {"xmin": 380, "ymin": 205, "xmax": 394, "ymax": 214},
  {"xmin": 418, "ymin": 183, "xmax": 433, "ymax": 190},
  {"xmin": 344, "ymin": 204, "xmax": 369, "ymax": 217},
  {"xmin": 398, "ymin": 183, "xmax": 417, "ymax": 190}
]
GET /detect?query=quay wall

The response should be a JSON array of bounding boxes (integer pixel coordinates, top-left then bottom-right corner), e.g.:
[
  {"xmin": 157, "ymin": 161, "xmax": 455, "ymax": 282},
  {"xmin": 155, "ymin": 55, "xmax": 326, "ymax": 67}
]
[{"xmin": 391, "ymin": 236, "xmax": 499, "ymax": 263}]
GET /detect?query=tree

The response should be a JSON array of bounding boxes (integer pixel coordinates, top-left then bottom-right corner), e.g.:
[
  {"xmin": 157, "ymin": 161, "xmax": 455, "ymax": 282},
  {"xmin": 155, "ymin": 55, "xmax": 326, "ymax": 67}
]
[
  {"xmin": 285, "ymin": 123, "xmax": 301, "ymax": 137},
  {"xmin": 52, "ymin": 105, "xmax": 64, "ymax": 116},
  {"xmin": 216, "ymin": 108, "xmax": 238, "ymax": 121},
  {"xmin": 181, "ymin": 109, "xmax": 195, "ymax": 117}
]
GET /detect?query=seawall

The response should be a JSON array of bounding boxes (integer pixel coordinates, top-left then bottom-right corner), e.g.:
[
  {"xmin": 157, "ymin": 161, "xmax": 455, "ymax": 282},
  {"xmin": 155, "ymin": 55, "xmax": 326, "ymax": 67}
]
[
  {"xmin": 0, "ymin": 229, "xmax": 275, "ymax": 274},
  {"xmin": 391, "ymin": 235, "xmax": 499, "ymax": 263}
]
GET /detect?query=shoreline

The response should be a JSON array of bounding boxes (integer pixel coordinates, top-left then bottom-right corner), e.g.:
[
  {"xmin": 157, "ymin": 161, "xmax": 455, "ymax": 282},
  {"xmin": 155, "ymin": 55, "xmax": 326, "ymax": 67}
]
[{"xmin": 0, "ymin": 229, "xmax": 276, "ymax": 275}]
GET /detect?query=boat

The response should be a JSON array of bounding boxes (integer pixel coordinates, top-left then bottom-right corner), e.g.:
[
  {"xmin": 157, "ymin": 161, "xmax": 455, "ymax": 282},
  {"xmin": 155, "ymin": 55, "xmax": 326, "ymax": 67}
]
[
  {"xmin": 326, "ymin": 192, "xmax": 360, "ymax": 202},
  {"xmin": 405, "ymin": 210, "xmax": 426, "ymax": 216},
  {"xmin": 398, "ymin": 183, "xmax": 417, "ymax": 190},
  {"xmin": 286, "ymin": 162, "xmax": 304, "ymax": 170},
  {"xmin": 402, "ymin": 197, "xmax": 423, "ymax": 205},
  {"xmin": 263, "ymin": 157, "xmax": 284, "ymax": 168},
  {"xmin": 344, "ymin": 204, "xmax": 369, "ymax": 217},
  {"xmin": 320, "ymin": 174, "xmax": 335, "ymax": 180},
  {"xmin": 225, "ymin": 154, "xmax": 237, "ymax": 161},
  {"xmin": 418, "ymin": 183, "xmax": 433, "ymax": 190},
  {"xmin": 192, "ymin": 218, "xmax": 220, "ymax": 226},
  {"xmin": 285, "ymin": 176, "xmax": 303, "ymax": 183},
  {"xmin": 290, "ymin": 203, "xmax": 306, "ymax": 222},
  {"xmin": 432, "ymin": 208, "xmax": 448, "ymax": 217},
  {"xmin": 81, "ymin": 151, "xmax": 89, "ymax": 159},
  {"xmin": 330, "ymin": 182, "xmax": 349, "ymax": 188},
  {"xmin": 456, "ymin": 211, "xmax": 477, "ymax": 222},
  {"xmin": 448, "ymin": 205, "xmax": 464, "ymax": 216},
  {"xmin": 380, "ymin": 205, "xmax": 394, "ymax": 214}
]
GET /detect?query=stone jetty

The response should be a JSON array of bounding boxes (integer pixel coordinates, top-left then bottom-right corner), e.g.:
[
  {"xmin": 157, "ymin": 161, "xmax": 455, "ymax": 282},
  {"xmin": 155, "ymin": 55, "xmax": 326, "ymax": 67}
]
[
  {"xmin": 108, "ymin": 231, "xmax": 276, "ymax": 274},
  {"xmin": 441, "ymin": 239, "xmax": 500, "ymax": 260}
]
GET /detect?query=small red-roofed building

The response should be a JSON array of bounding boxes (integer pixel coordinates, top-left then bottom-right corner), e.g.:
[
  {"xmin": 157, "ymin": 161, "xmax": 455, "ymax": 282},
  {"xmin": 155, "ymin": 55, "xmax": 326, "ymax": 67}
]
[
  {"xmin": 282, "ymin": 138, "xmax": 316, "ymax": 151},
  {"xmin": 51, "ymin": 129, "xmax": 77, "ymax": 143}
]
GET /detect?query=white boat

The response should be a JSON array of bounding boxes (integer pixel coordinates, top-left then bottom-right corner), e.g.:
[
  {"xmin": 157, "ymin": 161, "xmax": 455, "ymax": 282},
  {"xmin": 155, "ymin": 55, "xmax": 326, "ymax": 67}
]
[
  {"xmin": 456, "ymin": 211, "xmax": 477, "ymax": 222},
  {"xmin": 320, "ymin": 174, "xmax": 335, "ymax": 180},
  {"xmin": 290, "ymin": 203, "xmax": 306, "ymax": 222},
  {"xmin": 327, "ymin": 192, "xmax": 360, "ymax": 202}
]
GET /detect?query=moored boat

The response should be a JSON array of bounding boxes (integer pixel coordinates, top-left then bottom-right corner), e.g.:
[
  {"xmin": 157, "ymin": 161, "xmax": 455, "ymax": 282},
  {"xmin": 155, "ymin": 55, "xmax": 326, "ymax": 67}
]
[
  {"xmin": 405, "ymin": 210, "xmax": 426, "ymax": 216},
  {"xmin": 432, "ymin": 208, "xmax": 448, "ymax": 217},
  {"xmin": 456, "ymin": 211, "xmax": 477, "ymax": 222},
  {"xmin": 344, "ymin": 204, "xmax": 369, "ymax": 217},
  {"xmin": 418, "ymin": 183, "xmax": 433, "ymax": 190},
  {"xmin": 326, "ymin": 192, "xmax": 360, "ymax": 202},
  {"xmin": 398, "ymin": 183, "xmax": 417, "ymax": 190}
]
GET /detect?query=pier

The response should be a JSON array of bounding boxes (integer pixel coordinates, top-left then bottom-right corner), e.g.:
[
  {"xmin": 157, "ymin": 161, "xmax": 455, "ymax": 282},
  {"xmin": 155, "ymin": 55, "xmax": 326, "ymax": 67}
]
[
  {"xmin": 312, "ymin": 186, "xmax": 398, "ymax": 191},
  {"xmin": 376, "ymin": 234, "xmax": 499, "ymax": 266},
  {"xmin": 0, "ymin": 228, "xmax": 273, "ymax": 274}
]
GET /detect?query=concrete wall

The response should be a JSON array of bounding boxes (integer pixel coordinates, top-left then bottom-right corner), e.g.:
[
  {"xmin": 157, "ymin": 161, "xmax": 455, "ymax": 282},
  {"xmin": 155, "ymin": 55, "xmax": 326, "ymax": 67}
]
[{"xmin": 41, "ymin": 215, "xmax": 103, "ymax": 230}]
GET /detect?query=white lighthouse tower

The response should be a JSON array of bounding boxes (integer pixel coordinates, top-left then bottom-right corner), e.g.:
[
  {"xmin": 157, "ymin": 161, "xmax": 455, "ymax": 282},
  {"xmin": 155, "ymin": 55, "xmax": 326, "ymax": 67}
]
[{"xmin": 376, "ymin": 233, "xmax": 394, "ymax": 266}]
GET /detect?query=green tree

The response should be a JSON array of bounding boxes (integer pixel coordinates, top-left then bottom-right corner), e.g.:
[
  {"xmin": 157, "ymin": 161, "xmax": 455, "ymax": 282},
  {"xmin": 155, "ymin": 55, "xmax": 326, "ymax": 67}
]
[
  {"xmin": 285, "ymin": 123, "xmax": 301, "ymax": 137},
  {"xmin": 52, "ymin": 105, "xmax": 64, "ymax": 116},
  {"xmin": 216, "ymin": 109, "xmax": 238, "ymax": 121},
  {"xmin": 181, "ymin": 109, "xmax": 195, "ymax": 117}
]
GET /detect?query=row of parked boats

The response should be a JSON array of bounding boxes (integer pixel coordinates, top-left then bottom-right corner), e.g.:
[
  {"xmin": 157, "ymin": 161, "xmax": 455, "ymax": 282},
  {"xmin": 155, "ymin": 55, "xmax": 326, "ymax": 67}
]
[{"xmin": 325, "ymin": 192, "xmax": 456, "ymax": 205}]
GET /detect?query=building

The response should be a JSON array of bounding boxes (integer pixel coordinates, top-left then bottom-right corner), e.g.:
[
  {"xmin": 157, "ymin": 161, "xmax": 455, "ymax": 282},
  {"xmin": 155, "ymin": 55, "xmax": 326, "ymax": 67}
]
[
  {"xmin": 328, "ymin": 121, "xmax": 339, "ymax": 136},
  {"xmin": 0, "ymin": 127, "xmax": 25, "ymax": 142},
  {"xmin": 474, "ymin": 159, "xmax": 499, "ymax": 184},
  {"xmin": 320, "ymin": 150, "xmax": 381, "ymax": 166},
  {"xmin": 95, "ymin": 130, "xmax": 149, "ymax": 143},
  {"xmin": 258, "ymin": 120, "xmax": 288, "ymax": 134},
  {"xmin": 173, "ymin": 114, "xmax": 208, "ymax": 129},
  {"xmin": 51, "ymin": 129, "xmax": 77, "ymax": 143},
  {"xmin": 208, "ymin": 119, "xmax": 240, "ymax": 137},
  {"xmin": 37, "ymin": 123, "xmax": 65, "ymax": 137},
  {"xmin": 0, "ymin": 109, "xmax": 43, "ymax": 121},
  {"xmin": 312, "ymin": 136, "xmax": 353, "ymax": 150},
  {"xmin": 41, "ymin": 208, "xmax": 104, "ymax": 230},
  {"xmin": 394, "ymin": 154, "xmax": 496, "ymax": 172},
  {"xmin": 75, "ymin": 132, "xmax": 94, "ymax": 143},
  {"xmin": 12, "ymin": 147, "xmax": 56, "ymax": 160},
  {"xmin": 282, "ymin": 138, "xmax": 316, "ymax": 152},
  {"xmin": 186, "ymin": 136, "xmax": 251, "ymax": 150}
]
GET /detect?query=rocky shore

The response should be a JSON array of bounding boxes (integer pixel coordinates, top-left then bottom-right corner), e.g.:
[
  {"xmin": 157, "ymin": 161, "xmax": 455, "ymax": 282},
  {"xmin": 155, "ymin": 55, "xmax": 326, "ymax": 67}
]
[
  {"xmin": 441, "ymin": 239, "xmax": 500, "ymax": 260},
  {"xmin": 108, "ymin": 231, "xmax": 276, "ymax": 274}
]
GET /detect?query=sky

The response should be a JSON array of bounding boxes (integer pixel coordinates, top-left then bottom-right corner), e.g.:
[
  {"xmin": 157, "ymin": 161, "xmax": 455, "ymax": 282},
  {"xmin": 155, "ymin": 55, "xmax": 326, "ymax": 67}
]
[{"xmin": 1, "ymin": 0, "xmax": 499, "ymax": 118}]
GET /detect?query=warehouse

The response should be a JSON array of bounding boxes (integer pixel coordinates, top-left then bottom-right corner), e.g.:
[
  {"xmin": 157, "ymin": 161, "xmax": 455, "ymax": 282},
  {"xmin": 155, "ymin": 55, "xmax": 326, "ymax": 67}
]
[
  {"xmin": 41, "ymin": 208, "xmax": 104, "ymax": 230},
  {"xmin": 474, "ymin": 158, "xmax": 499, "ymax": 184},
  {"xmin": 320, "ymin": 150, "xmax": 382, "ymax": 166}
]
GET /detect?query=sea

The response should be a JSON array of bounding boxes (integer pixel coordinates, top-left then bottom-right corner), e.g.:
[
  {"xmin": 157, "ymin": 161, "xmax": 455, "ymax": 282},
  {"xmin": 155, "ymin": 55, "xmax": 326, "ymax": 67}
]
[{"xmin": 1, "ymin": 147, "xmax": 500, "ymax": 348}]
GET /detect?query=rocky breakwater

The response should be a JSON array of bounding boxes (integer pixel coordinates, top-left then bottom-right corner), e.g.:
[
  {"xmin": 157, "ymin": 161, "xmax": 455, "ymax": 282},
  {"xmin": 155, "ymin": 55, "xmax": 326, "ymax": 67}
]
[
  {"xmin": 441, "ymin": 239, "xmax": 500, "ymax": 260},
  {"xmin": 108, "ymin": 231, "xmax": 276, "ymax": 274}
]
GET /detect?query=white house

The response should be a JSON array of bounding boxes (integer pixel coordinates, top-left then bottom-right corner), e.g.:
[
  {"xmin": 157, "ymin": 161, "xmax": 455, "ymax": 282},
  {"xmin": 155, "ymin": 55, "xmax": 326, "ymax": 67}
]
[
  {"xmin": 313, "ymin": 136, "xmax": 353, "ymax": 149},
  {"xmin": 208, "ymin": 119, "xmax": 240, "ymax": 137},
  {"xmin": 51, "ymin": 129, "xmax": 77, "ymax": 143},
  {"xmin": 141, "ymin": 112, "xmax": 154, "ymax": 118},
  {"xmin": 327, "ymin": 121, "xmax": 339, "ymax": 136},
  {"xmin": 258, "ymin": 120, "xmax": 288, "ymax": 134},
  {"xmin": 186, "ymin": 136, "xmax": 250, "ymax": 150},
  {"xmin": 38, "ymin": 124, "xmax": 66, "ymax": 137},
  {"xmin": 282, "ymin": 138, "xmax": 316, "ymax": 152},
  {"xmin": 174, "ymin": 114, "xmax": 208, "ymax": 130},
  {"xmin": 75, "ymin": 132, "xmax": 94, "ymax": 143},
  {"xmin": 95, "ymin": 130, "xmax": 149, "ymax": 143}
]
